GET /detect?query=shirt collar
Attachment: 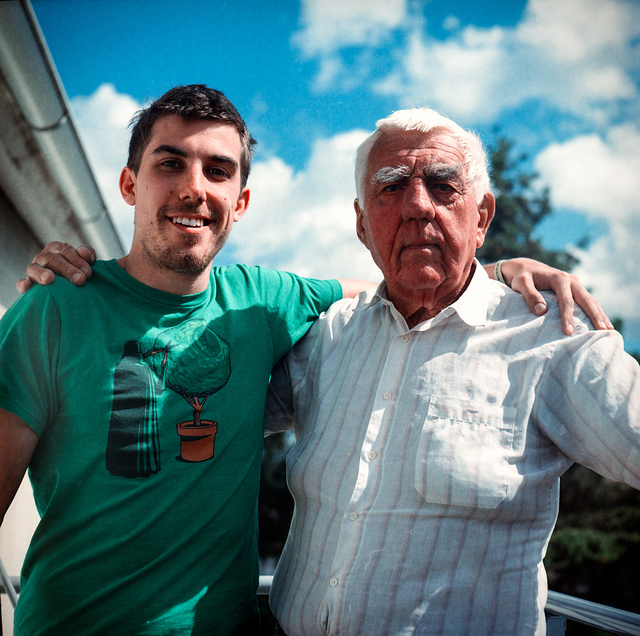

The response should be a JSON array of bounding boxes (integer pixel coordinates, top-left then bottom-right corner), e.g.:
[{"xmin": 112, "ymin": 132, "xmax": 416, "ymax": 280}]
[{"xmin": 361, "ymin": 260, "xmax": 490, "ymax": 328}]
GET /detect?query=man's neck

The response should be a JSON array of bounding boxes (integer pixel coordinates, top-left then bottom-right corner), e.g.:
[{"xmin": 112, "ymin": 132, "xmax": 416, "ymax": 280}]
[
  {"xmin": 387, "ymin": 262, "xmax": 476, "ymax": 329},
  {"xmin": 117, "ymin": 255, "xmax": 211, "ymax": 296}
]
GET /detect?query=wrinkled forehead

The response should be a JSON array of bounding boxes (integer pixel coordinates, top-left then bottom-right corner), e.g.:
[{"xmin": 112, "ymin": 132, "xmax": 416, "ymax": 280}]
[{"xmin": 367, "ymin": 129, "xmax": 466, "ymax": 176}]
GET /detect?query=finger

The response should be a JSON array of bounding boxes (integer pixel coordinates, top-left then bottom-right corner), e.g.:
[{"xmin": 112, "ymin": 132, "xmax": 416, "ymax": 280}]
[
  {"xmin": 34, "ymin": 242, "xmax": 94, "ymax": 276},
  {"xmin": 570, "ymin": 283, "xmax": 614, "ymax": 331},
  {"xmin": 76, "ymin": 245, "xmax": 97, "ymax": 266},
  {"xmin": 27, "ymin": 259, "xmax": 87, "ymax": 287},
  {"xmin": 509, "ymin": 274, "xmax": 549, "ymax": 318},
  {"xmin": 550, "ymin": 281, "xmax": 576, "ymax": 336},
  {"xmin": 30, "ymin": 244, "xmax": 94, "ymax": 286},
  {"xmin": 16, "ymin": 278, "xmax": 33, "ymax": 294}
]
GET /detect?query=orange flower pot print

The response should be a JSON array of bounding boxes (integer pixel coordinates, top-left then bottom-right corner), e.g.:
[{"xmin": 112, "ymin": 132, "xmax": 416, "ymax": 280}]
[{"xmin": 176, "ymin": 420, "xmax": 218, "ymax": 462}]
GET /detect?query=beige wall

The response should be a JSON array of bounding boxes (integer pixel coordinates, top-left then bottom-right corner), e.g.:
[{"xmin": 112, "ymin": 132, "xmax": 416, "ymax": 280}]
[{"xmin": 1, "ymin": 480, "xmax": 39, "ymax": 634}]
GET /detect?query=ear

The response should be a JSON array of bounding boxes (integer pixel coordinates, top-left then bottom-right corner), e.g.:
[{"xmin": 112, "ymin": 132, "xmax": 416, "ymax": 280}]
[
  {"xmin": 475, "ymin": 192, "xmax": 495, "ymax": 248},
  {"xmin": 354, "ymin": 199, "xmax": 368, "ymax": 247},
  {"xmin": 119, "ymin": 167, "xmax": 137, "ymax": 206},
  {"xmin": 232, "ymin": 187, "xmax": 250, "ymax": 222}
]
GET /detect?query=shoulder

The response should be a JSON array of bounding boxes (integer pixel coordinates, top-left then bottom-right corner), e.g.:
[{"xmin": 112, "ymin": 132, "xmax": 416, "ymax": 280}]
[
  {"xmin": 488, "ymin": 283, "xmax": 600, "ymax": 344},
  {"xmin": 314, "ymin": 288, "xmax": 376, "ymax": 332},
  {"xmin": 211, "ymin": 264, "xmax": 339, "ymax": 303},
  {"xmin": 210, "ymin": 263, "xmax": 288, "ymax": 289}
]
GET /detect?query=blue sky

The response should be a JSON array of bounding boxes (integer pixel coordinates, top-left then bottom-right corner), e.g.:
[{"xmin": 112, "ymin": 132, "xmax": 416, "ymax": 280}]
[{"xmin": 31, "ymin": 0, "xmax": 640, "ymax": 349}]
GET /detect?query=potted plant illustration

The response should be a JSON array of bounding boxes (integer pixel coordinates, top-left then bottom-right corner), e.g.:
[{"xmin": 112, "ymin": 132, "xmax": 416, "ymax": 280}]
[{"xmin": 149, "ymin": 319, "xmax": 231, "ymax": 462}]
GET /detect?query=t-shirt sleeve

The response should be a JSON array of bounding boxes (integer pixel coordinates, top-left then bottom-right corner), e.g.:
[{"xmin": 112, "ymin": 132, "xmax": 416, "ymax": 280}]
[
  {"xmin": 265, "ymin": 320, "xmax": 322, "ymax": 436},
  {"xmin": 251, "ymin": 267, "xmax": 341, "ymax": 362},
  {"xmin": 0, "ymin": 287, "xmax": 61, "ymax": 435}
]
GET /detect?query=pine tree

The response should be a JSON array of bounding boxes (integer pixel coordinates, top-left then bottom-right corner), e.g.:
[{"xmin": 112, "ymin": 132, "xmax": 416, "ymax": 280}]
[{"xmin": 478, "ymin": 136, "xmax": 579, "ymax": 271}]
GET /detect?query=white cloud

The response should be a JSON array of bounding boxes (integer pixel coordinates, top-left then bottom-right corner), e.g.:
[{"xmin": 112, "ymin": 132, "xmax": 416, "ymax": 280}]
[
  {"xmin": 293, "ymin": 0, "xmax": 408, "ymax": 56},
  {"xmin": 70, "ymin": 84, "xmax": 141, "ymax": 248},
  {"xmin": 518, "ymin": 0, "xmax": 638, "ymax": 65},
  {"xmin": 294, "ymin": 0, "xmax": 640, "ymax": 126},
  {"xmin": 535, "ymin": 126, "xmax": 640, "ymax": 329},
  {"xmin": 535, "ymin": 126, "xmax": 640, "ymax": 221},
  {"xmin": 226, "ymin": 130, "xmax": 382, "ymax": 282},
  {"xmin": 292, "ymin": 0, "xmax": 409, "ymax": 90},
  {"xmin": 391, "ymin": 0, "xmax": 638, "ymax": 123},
  {"xmin": 377, "ymin": 25, "xmax": 510, "ymax": 122}
]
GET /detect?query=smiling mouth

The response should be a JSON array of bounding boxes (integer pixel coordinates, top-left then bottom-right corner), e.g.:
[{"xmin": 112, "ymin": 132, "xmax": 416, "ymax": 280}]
[{"xmin": 172, "ymin": 217, "xmax": 209, "ymax": 228}]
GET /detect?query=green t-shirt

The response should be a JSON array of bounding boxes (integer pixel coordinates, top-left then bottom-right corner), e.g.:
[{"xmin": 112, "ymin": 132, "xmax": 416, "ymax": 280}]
[{"xmin": 0, "ymin": 260, "xmax": 341, "ymax": 635}]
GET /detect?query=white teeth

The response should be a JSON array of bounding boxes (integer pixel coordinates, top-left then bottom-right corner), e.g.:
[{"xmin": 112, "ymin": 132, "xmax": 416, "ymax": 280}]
[{"xmin": 173, "ymin": 217, "xmax": 204, "ymax": 227}]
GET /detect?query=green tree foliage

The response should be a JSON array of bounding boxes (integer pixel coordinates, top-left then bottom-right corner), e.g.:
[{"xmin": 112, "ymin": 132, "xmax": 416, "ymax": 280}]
[
  {"xmin": 546, "ymin": 464, "xmax": 640, "ymax": 619},
  {"xmin": 477, "ymin": 136, "xmax": 579, "ymax": 271}
]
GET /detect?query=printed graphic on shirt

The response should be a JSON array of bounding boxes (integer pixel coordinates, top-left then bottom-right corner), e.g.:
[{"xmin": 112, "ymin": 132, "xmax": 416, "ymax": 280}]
[{"xmin": 106, "ymin": 320, "xmax": 231, "ymax": 477}]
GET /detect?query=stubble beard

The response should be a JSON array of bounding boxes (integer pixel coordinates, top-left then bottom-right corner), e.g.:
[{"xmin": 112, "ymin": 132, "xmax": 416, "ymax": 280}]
[{"xmin": 140, "ymin": 203, "xmax": 231, "ymax": 275}]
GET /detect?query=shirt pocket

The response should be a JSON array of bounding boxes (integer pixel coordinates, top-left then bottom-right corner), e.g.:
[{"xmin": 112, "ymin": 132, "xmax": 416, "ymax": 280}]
[{"xmin": 415, "ymin": 396, "xmax": 517, "ymax": 509}]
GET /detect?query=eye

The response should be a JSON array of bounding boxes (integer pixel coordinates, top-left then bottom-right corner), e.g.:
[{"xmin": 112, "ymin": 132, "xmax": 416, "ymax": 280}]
[
  {"xmin": 428, "ymin": 182, "xmax": 461, "ymax": 199},
  {"xmin": 382, "ymin": 183, "xmax": 402, "ymax": 193},
  {"xmin": 206, "ymin": 166, "xmax": 230, "ymax": 179},
  {"xmin": 160, "ymin": 158, "xmax": 182, "ymax": 169}
]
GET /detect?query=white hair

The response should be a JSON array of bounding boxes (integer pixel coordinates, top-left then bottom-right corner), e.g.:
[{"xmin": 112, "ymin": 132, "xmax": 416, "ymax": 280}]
[{"xmin": 354, "ymin": 108, "xmax": 491, "ymax": 205}]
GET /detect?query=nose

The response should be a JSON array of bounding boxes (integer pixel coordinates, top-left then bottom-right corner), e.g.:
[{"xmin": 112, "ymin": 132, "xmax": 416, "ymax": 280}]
[
  {"xmin": 179, "ymin": 166, "xmax": 206, "ymax": 203},
  {"xmin": 402, "ymin": 178, "xmax": 435, "ymax": 221}
]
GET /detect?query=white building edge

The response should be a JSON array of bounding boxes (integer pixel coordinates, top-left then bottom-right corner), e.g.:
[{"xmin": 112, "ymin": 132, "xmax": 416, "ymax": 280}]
[{"xmin": 0, "ymin": 1, "xmax": 125, "ymax": 631}]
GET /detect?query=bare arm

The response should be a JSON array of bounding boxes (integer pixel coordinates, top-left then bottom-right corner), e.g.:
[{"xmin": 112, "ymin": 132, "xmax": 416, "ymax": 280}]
[
  {"xmin": 337, "ymin": 279, "xmax": 378, "ymax": 299},
  {"xmin": 17, "ymin": 247, "xmax": 611, "ymax": 336},
  {"xmin": 0, "ymin": 409, "xmax": 38, "ymax": 527},
  {"xmin": 16, "ymin": 243, "xmax": 97, "ymax": 294},
  {"xmin": 17, "ymin": 246, "xmax": 378, "ymax": 301},
  {"xmin": 484, "ymin": 259, "xmax": 613, "ymax": 336},
  {"xmin": 0, "ymin": 410, "xmax": 37, "ymax": 635}
]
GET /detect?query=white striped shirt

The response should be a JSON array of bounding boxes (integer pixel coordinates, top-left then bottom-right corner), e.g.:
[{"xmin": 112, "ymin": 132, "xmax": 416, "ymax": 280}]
[{"xmin": 265, "ymin": 263, "xmax": 640, "ymax": 636}]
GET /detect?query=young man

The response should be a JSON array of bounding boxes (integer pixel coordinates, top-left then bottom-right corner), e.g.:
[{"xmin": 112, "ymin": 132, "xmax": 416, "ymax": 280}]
[{"xmin": 0, "ymin": 85, "xmax": 350, "ymax": 635}]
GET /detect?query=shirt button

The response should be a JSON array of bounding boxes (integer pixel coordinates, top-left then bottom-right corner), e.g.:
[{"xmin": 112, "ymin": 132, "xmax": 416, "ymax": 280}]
[
  {"xmin": 400, "ymin": 335, "xmax": 408, "ymax": 342},
  {"xmin": 349, "ymin": 512, "xmax": 358, "ymax": 521},
  {"xmin": 368, "ymin": 451, "xmax": 376, "ymax": 460},
  {"xmin": 383, "ymin": 391, "xmax": 392, "ymax": 400},
  {"xmin": 330, "ymin": 578, "xmax": 339, "ymax": 587}
]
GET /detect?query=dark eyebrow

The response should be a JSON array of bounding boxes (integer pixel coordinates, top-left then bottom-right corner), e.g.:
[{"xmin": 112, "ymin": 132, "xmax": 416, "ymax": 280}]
[
  {"xmin": 151, "ymin": 144, "xmax": 188, "ymax": 158},
  {"xmin": 151, "ymin": 145, "xmax": 239, "ymax": 170}
]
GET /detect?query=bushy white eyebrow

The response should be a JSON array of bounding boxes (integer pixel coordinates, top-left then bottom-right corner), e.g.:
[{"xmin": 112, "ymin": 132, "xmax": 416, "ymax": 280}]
[
  {"xmin": 423, "ymin": 163, "xmax": 464, "ymax": 183},
  {"xmin": 370, "ymin": 162, "xmax": 465, "ymax": 188},
  {"xmin": 370, "ymin": 165, "xmax": 412, "ymax": 186}
]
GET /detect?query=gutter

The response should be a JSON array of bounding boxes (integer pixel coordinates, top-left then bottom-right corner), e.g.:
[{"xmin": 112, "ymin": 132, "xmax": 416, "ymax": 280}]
[{"xmin": 0, "ymin": 0, "xmax": 125, "ymax": 258}]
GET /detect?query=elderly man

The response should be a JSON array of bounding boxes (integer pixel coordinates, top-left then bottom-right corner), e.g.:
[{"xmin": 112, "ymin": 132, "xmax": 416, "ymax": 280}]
[{"xmin": 265, "ymin": 108, "xmax": 640, "ymax": 635}]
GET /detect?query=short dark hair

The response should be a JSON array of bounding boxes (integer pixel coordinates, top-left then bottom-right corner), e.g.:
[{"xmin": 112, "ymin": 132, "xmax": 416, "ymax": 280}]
[{"xmin": 127, "ymin": 85, "xmax": 256, "ymax": 188}]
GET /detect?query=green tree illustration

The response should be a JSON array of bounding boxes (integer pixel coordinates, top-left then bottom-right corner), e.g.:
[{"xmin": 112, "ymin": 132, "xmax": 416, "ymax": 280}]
[{"xmin": 149, "ymin": 320, "xmax": 231, "ymax": 426}]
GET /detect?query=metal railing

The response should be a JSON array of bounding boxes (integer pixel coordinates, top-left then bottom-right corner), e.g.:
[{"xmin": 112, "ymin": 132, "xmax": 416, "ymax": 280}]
[
  {"xmin": 545, "ymin": 590, "xmax": 640, "ymax": 636},
  {"xmin": 3, "ymin": 570, "xmax": 640, "ymax": 634}
]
